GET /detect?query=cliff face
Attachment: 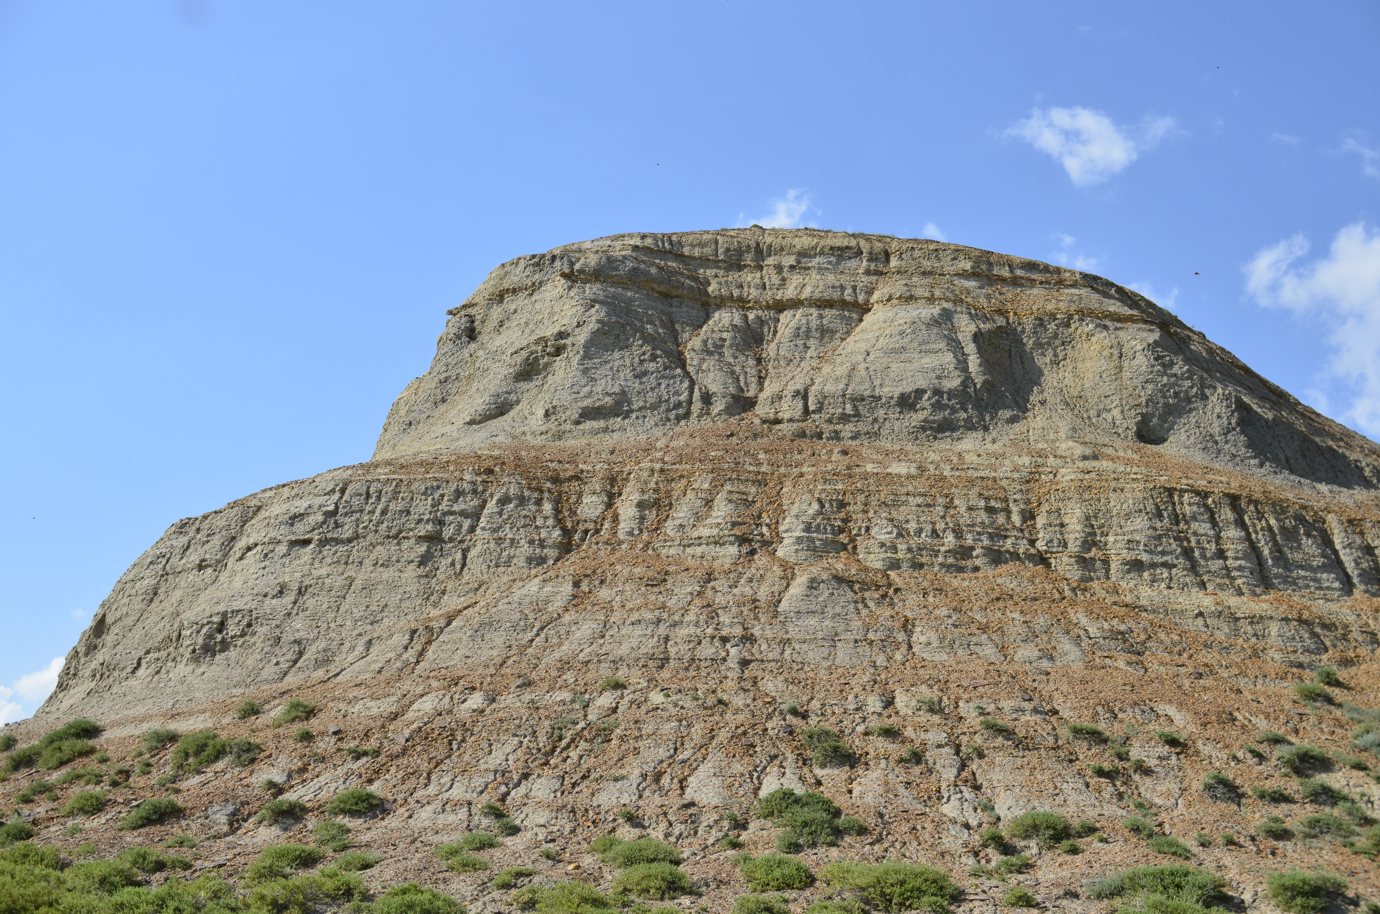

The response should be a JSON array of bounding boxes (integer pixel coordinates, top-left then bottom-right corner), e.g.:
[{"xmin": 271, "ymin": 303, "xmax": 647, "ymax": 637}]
[{"xmin": 44, "ymin": 229, "xmax": 1380, "ymax": 722}]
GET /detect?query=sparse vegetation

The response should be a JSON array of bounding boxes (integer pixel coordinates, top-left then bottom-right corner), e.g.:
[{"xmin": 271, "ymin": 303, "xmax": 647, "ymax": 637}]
[
  {"xmin": 1088, "ymin": 865, "xmax": 1228, "ymax": 911},
  {"xmin": 1147, "ymin": 836, "xmax": 1192, "ymax": 859},
  {"xmin": 915, "ymin": 697, "xmax": 941, "ymax": 714},
  {"xmin": 345, "ymin": 745, "xmax": 379, "ymax": 760},
  {"xmin": 60, "ymin": 790, "xmax": 106, "ymax": 816},
  {"xmin": 611, "ymin": 862, "xmax": 692, "ymax": 899},
  {"xmin": 867, "ymin": 724, "xmax": 901, "ymax": 739},
  {"xmin": 1002, "ymin": 886, "xmax": 1038, "ymax": 908},
  {"xmin": 119, "ymin": 797, "xmax": 183, "ymax": 830},
  {"xmin": 1297, "ymin": 812, "xmax": 1356, "ymax": 840},
  {"xmin": 1299, "ymin": 778, "xmax": 1349, "ymax": 806},
  {"xmin": 1257, "ymin": 815, "xmax": 1294, "ymax": 840},
  {"xmin": 592, "ymin": 836, "xmax": 681, "ymax": 867},
  {"xmin": 1266, "ymin": 870, "xmax": 1347, "ymax": 914},
  {"xmin": 1006, "ymin": 811, "xmax": 1072, "ymax": 847},
  {"xmin": 1252, "ymin": 785, "xmax": 1296, "ymax": 803},
  {"xmin": 170, "ymin": 729, "xmax": 260, "ymax": 774},
  {"xmin": 739, "ymin": 854, "xmax": 815, "ymax": 891},
  {"xmin": 1201, "ymin": 771, "xmax": 1241, "ymax": 803},
  {"xmin": 492, "ymin": 866, "xmax": 536, "ymax": 889},
  {"xmin": 801, "ymin": 727, "xmax": 853, "ymax": 767},
  {"xmin": 371, "ymin": 883, "xmax": 464, "ymax": 913},
  {"xmin": 326, "ymin": 787, "xmax": 385, "ymax": 816},
  {"xmin": 235, "ymin": 699, "xmax": 263, "ymax": 719},
  {"xmin": 979, "ymin": 717, "xmax": 1014, "ymax": 736},
  {"xmin": 1315, "ymin": 666, "xmax": 1344, "ymax": 687},
  {"xmin": 1155, "ymin": 730, "xmax": 1186, "ymax": 749},
  {"xmin": 245, "ymin": 843, "xmax": 325, "ymax": 882},
  {"xmin": 756, "ymin": 789, "xmax": 860, "ymax": 851},
  {"xmin": 273, "ymin": 699, "xmax": 316, "ymax": 727},
  {"xmin": 1278, "ymin": 744, "xmax": 1333, "ymax": 776},
  {"xmin": 598, "ymin": 676, "xmax": 626, "ymax": 691},
  {"xmin": 1123, "ymin": 815, "xmax": 1157, "ymax": 839},
  {"xmin": 336, "ymin": 850, "xmax": 382, "ymax": 872},
  {"xmin": 1258, "ymin": 730, "xmax": 1293, "ymax": 745},
  {"xmin": 436, "ymin": 843, "xmax": 490, "ymax": 873},
  {"xmin": 514, "ymin": 880, "xmax": 617, "ymax": 914},
  {"xmin": 1067, "ymin": 722, "xmax": 1108, "ymax": 743},
  {"xmin": 314, "ymin": 819, "xmax": 351, "ymax": 852},
  {"xmin": 140, "ymin": 728, "xmax": 180, "ymax": 753},
  {"xmin": 733, "ymin": 895, "xmax": 790, "ymax": 914},
  {"xmin": 819, "ymin": 861, "xmax": 961, "ymax": 914},
  {"xmin": 257, "ymin": 798, "xmax": 308, "ymax": 825},
  {"xmin": 1292, "ymin": 683, "xmax": 1336, "ymax": 707}
]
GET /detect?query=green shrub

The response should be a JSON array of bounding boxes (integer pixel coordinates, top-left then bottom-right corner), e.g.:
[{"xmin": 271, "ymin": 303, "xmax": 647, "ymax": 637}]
[
  {"xmin": 114, "ymin": 846, "xmax": 191, "ymax": 873},
  {"xmin": 1293, "ymin": 683, "xmax": 1335, "ymax": 706},
  {"xmin": 1155, "ymin": 730, "xmax": 1186, "ymax": 749},
  {"xmin": 802, "ymin": 728, "xmax": 853, "ymax": 767},
  {"xmin": 1003, "ymin": 886, "xmax": 1039, "ymax": 908},
  {"xmin": 593, "ymin": 836, "xmax": 682, "ymax": 867},
  {"xmin": 898, "ymin": 747, "xmax": 923, "ymax": 764},
  {"xmin": 979, "ymin": 717, "xmax": 1014, "ymax": 736},
  {"xmin": 325, "ymin": 787, "xmax": 384, "ymax": 816},
  {"xmin": 245, "ymin": 843, "xmax": 326, "ymax": 882},
  {"xmin": 1258, "ymin": 730, "xmax": 1292, "ymax": 745},
  {"xmin": 55, "ymin": 766, "xmax": 102, "ymax": 786},
  {"xmin": 1148, "ymin": 836, "xmax": 1192, "ymax": 858},
  {"xmin": 1088, "ymin": 865, "xmax": 1228, "ymax": 907},
  {"xmin": 1124, "ymin": 815, "xmax": 1158, "ymax": 838},
  {"xmin": 514, "ymin": 881, "xmax": 617, "ymax": 914},
  {"xmin": 335, "ymin": 850, "xmax": 381, "ymax": 871},
  {"xmin": 245, "ymin": 866, "xmax": 366, "ymax": 911},
  {"xmin": 820, "ymin": 861, "xmax": 960, "ymax": 914},
  {"xmin": 805, "ymin": 902, "xmax": 865, "ymax": 914},
  {"xmin": 915, "ymin": 697, "xmax": 941, "ymax": 714},
  {"xmin": 141, "ymin": 728, "xmax": 180, "ymax": 753},
  {"xmin": 1252, "ymin": 785, "xmax": 1295, "ymax": 802},
  {"xmin": 756, "ymin": 789, "xmax": 852, "ymax": 851},
  {"xmin": 171, "ymin": 729, "xmax": 228, "ymax": 773},
  {"xmin": 1299, "ymin": 779, "xmax": 1349, "ymax": 806},
  {"xmin": 293, "ymin": 727, "xmax": 314, "ymax": 743},
  {"xmin": 611, "ymin": 862, "xmax": 692, "ymax": 899},
  {"xmin": 1058, "ymin": 839, "xmax": 1082, "ymax": 854},
  {"xmin": 0, "ymin": 819, "xmax": 36, "ymax": 846},
  {"xmin": 1297, "ymin": 812, "xmax": 1356, "ymax": 840},
  {"xmin": 1351, "ymin": 824, "xmax": 1380, "ymax": 858},
  {"xmin": 313, "ymin": 819, "xmax": 351, "ymax": 851},
  {"xmin": 274, "ymin": 699, "xmax": 316, "ymax": 727},
  {"xmin": 1279, "ymin": 745, "xmax": 1333, "ymax": 776},
  {"xmin": 1006, "ymin": 810, "xmax": 1072, "ymax": 846},
  {"xmin": 36, "ymin": 738, "xmax": 96, "ymax": 770},
  {"xmin": 993, "ymin": 854, "xmax": 1031, "ymax": 876},
  {"xmin": 436, "ymin": 843, "xmax": 489, "ymax": 872},
  {"xmin": 1257, "ymin": 815, "xmax": 1293, "ymax": 840},
  {"xmin": 257, "ymin": 798, "xmax": 308, "ymax": 824},
  {"xmin": 1068, "ymin": 722, "xmax": 1108, "ymax": 743},
  {"xmin": 119, "ymin": 797, "xmax": 183, "ymax": 829},
  {"xmin": 734, "ymin": 895, "xmax": 790, "ymax": 914},
  {"xmin": 345, "ymin": 745, "xmax": 379, "ymax": 760},
  {"xmin": 60, "ymin": 790, "xmax": 106, "ymax": 816},
  {"xmin": 369, "ymin": 883, "xmax": 465, "ymax": 914},
  {"xmin": 1266, "ymin": 870, "xmax": 1347, "ymax": 914},
  {"xmin": 1315, "ymin": 666, "xmax": 1344, "ymax": 687},
  {"xmin": 236, "ymin": 699, "xmax": 263, "ymax": 719},
  {"xmin": 739, "ymin": 854, "xmax": 814, "ymax": 891},
  {"xmin": 0, "ymin": 733, "xmax": 15, "ymax": 752},
  {"xmin": 492, "ymin": 815, "xmax": 520, "ymax": 836},
  {"xmin": 867, "ymin": 724, "xmax": 902, "ymax": 738},
  {"xmin": 492, "ymin": 865, "xmax": 536, "ymax": 889},
  {"xmin": 599, "ymin": 676, "xmax": 626, "ymax": 691},
  {"xmin": 456, "ymin": 830, "xmax": 500, "ymax": 851},
  {"xmin": 1090, "ymin": 763, "xmax": 1120, "ymax": 779},
  {"xmin": 1201, "ymin": 771, "xmax": 1240, "ymax": 803}
]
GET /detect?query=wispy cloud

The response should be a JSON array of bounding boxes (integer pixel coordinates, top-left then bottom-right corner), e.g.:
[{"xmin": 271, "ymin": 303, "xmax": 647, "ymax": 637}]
[
  {"xmin": 1342, "ymin": 134, "xmax": 1380, "ymax": 180},
  {"xmin": 1244, "ymin": 222, "xmax": 1380, "ymax": 436},
  {"xmin": 0, "ymin": 656, "xmax": 65, "ymax": 724},
  {"xmin": 737, "ymin": 189, "xmax": 815, "ymax": 229},
  {"xmin": 1005, "ymin": 106, "xmax": 1176, "ymax": 187},
  {"xmin": 920, "ymin": 222, "xmax": 947, "ymax": 242},
  {"xmin": 1270, "ymin": 131, "xmax": 1303, "ymax": 146},
  {"xmin": 1051, "ymin": 233, "xmax": 1100, "ymax": 272}
]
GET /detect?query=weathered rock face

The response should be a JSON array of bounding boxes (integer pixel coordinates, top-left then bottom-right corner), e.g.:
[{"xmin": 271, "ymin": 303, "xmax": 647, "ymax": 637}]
[{"xmin": 44, "ymin": 228, "xmax": 1380, "ymax": 721}]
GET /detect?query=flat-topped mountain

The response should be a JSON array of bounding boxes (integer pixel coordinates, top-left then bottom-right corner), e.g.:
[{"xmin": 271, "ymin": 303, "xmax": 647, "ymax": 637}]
[{"xmin": 9, "ymin": 229, "xmax": 1380, "ymax": 913}]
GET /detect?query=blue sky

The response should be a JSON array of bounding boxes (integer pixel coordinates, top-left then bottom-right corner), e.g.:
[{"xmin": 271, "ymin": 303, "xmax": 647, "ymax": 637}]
[{"xmin": 2, "ymin": 1, "xmax": 1377, "ymax": 721}]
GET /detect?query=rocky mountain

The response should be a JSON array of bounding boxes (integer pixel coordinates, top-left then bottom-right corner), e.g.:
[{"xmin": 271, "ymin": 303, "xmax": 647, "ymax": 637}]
[{"xmin": 7, "ymin": 228, "xmax": 1380, "ymax": 913}]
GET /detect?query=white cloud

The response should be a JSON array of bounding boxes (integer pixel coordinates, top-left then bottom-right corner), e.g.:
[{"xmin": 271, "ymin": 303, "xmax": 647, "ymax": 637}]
[
  {"xmin": 0, "ymin": 656, "xmax": 65, "ymax": 724},
  {"xmin": 1342, "ymin": 134, "xmax": 1380, "ymax": 180},
  {"xmin": 920, "ymin": 221, "xmax": 947, "ymax": 242},
  {"xmin": 1244, "ymin": 222, "xmax": 1380, "ymax": 436},
  {"xmin": 1270, "ymin": 132, "xmax": 1303, "ymax": 146},
  {"xmin": 737, "ymin": 189, "xmax": 815, "ymax": 229},
  {"xmin": 1006, "ymin": 106, "xmax": 1176, "ymax": 187},
  {"xmin": 1051, "ymin": 233, "xmax": 1100, "ymax": 272},
  {"xmin": 1128, "ymin": 281, "xmax": 1181, "ymax": 313}
]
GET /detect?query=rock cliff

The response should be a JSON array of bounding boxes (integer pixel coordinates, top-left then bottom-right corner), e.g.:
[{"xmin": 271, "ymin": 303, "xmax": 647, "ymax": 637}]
[{"xmin": 13, "ymin": 229, "xmax": 1380, "ymax": 911}]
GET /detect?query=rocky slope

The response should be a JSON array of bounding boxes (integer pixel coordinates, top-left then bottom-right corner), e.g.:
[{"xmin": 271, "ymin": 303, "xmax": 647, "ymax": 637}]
[{"xmin": 8, "ymin": 228, "xmax": 1380, "ymax": 912}]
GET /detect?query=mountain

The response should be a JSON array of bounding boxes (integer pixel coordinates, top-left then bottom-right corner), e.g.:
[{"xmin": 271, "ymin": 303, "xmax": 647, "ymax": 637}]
[{"xmin": 8, "ymin": 228, "xmax": 1380, "ymax": 913}]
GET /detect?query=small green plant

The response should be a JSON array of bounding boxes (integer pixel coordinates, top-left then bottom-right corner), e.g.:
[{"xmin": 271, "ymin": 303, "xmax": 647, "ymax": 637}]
[
  {"xmin": 1067, "ymin": 722, "xmax": 1108, "ymax": 743},
  {"xmin": 1058, "ymin": 839, "xmax": 1082, "ymax": 854},
  {"xmin": 756, "ymin": 789, "xmax": 855, "ymax": 851},
  {"xmin": 235, "ymin": 699, "xmax": 263, "ymax": 719},
  {"xmin": 370, "ymin": 883, "xmax": 464, "ymax": 914},
  {"xmin": 1148, "ymin": 836, "xmax": 1193, "ymax": 858},
  {"xmin": 492, "ymin": 865, "xmax": 537, "ymax": 889},
  {"xmin": 801, "ymin": 727, "xmax": 853, "ymax": 767},
  {"xmin": 1299, "ymin": 779, "xmax": 1349, "ymax": 806},
  {"xmin": 245, "ymin": 842, "xmax": 325, "ymax": 882},
  {"xmin": 867, "ymin": 723, "xmax": 902, "ymax": 738},
  {"xmin": 257, "ymin": 797, "xmax": 308, "ymax": 824},
  {"xmin": 819, "ymin": 861, "xmax": 961, "ymax": 914},
  {"xmin": 1315, "ymin": 666, "xmax": 1345, "ymax": 688},
  {"xmin": 1006, "ymin": 810, "xmax": 1072, "ymax": 846},
  {"xmin": 611, "ymin": 862, "xmax": 692, "ymax": 899},
  {"xmin": 1201, "ymin": 771, "xmax": 1241, "ymax": 803},
  {"xmin": 1123, "ymin": 815, "xmax": 1158, "ymax": 838},
  {"xmin": 979, "ymin": 717, "xmax": 1014, "ymax": 736},
  {"xmin": 313, "ymin": 819, "xmax": 351, "ymax": 851},
  {"xmin": 326, "ymin": 787, "xmax": 385, "ymax": 816},
  {"xmin": 1257, "ymin": 815, "xmax": 1293, "ymax": 840},
  {"xmin": 1087, "ymin": 865, "xmax": 1228, "ymax": 909},
  {"xmin": 141, "ymin": 728, "xmax": 180, "ymax": 753},
  {"xmin": 333, "ymin": 850, "xmax": 381, "ymax": 872},
  {"xmin": 1090, "ymin": 763, "xmax": 1120, "ymax": 779},
  {"xmin": 1297, "ymin": 812, "xmax": 1356, "ymax": 840},
  {"xmin": 456, "ymin": 830, "xmax": 501, "ymax": 851},
  {"xmin": 0, "ymin": 819, "xmax": 36, "ymax": 846},
  {"xmin": 899, "ymin": 747, "xmax": 923, "ymax": 764},
  {"xmin": 718, "ymin": 835, "xmax": 745, "ymax": 850},
  {"xmin": 169, "ymin": 729, "xmax": 259, "ymax": 773},
  {"xmin": 1293, "ymin": 683, "xmax": 1336, "ymax": 707},
  {"xmin": 599, "ymin": 676, "xmax": 626, "ymax": 691},
  {"xmin": 60, "ymin": 790, "xmax": 106, "ymax": 816},
  {"xmin": 344, "ymin": 745, "xmax": 378, "ymax": 760},
  {"xmin": 0, "ymin": 734, "xmax": 15, "ymax": 752},
  {"xmin": 436, "ymin": 842, "xmax": 490, "ymax": 872},
  {"xmin": 274, "ymin": 699, "xmax": 317, "ymax": 727},
  {"xmin": 915, "ymin": 697, "xmax": 941, "ymax": 714},
  {"xmin": 1253, "ymin": 785, "xmax": 1296, "ymax": 802},
  {"xmin": 1266, "ymin": 869, "xmax": 1347, "ymax": 914},
  {"xmin": 293, "ymin": 727, "xmax": 314, "ymax": 743},
  {"xmin": 1258, "ymin": 730, "xmax": 1293, "ymax": 745},
  {"xmin": 994, "ymin": 853, "xmax": 1031, "ymax": 876},
  {"xmin": 119, "ymin": 797, "xmax": 183, "ymax": 830},
  {"xmin": 1002, "ymin": 886, "xmax": 1039, "ymax": 908},
  {"xmin": 733, "ymin": 895, "xmax": 790, "ymax": 914},
  {"xmin": 978, "ymin": 825, "xmax": 1011, "ymax": 852},
  {"xmin": 1279, "ymin": 744, "xmax": 1333, "ymax": 777},
  {"xmin": 1155, "ymin": 730, "xmax": 1186, "ymax": 749},
  {"xmin": 592, "ymin": 836, "xmax": 681, "ymax": 867},
  {"xmin": 739, "ymin": 853, "xmax": 815, "ymax": 891},
  {"xmin": 783, "ymin": 702, "xmax": 806, "ymax": 718}
]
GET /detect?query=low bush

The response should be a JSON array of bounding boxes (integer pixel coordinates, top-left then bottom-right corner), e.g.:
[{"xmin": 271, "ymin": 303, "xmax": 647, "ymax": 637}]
[
  {"xmin": 979, "ymin": 717, "xmax": 1014, "ymax": 736},
  {"xmin": 235, "ymin": 699, "xmax": 263, "ymax": 719},
  {"xmin": 1003, "ymin": 886, "xmax": 1039, "ymax": 908},
  {"xmin": 0, "ymin": 733, "xmax": 15, "ymax": 752},
  {"xmin": 592, "ymin": 836, "xmax": 681, "ymax": 867},
  {"xmin": 1299, "ymin": 779, "xmax": 1349, "ymax": 806},
  {"xmin": 1155, "ymin": 730, "xmax": 1186, "ymax": 749},
  {"xmin": 1297, "ymin": 812, "xmax": 1356, "ymax": 840},
  {"xmin": 802, "ymin": 728, "xmax": 853, "ymax": 767},
  {"xmin": 170, "ymin": 729, "xmax": 260, "ymax": 774},
  {"xmin": 993, "ymin": 854, "xmax": 1030, "ymax": 876},
  {"xmin": 119, "ymin": 797, "xmax": 183, "ymax": 830},
  {"xmin": 245, "ymin": 866, "xmax": 365, "ymax": 911},
  {"xmin": 1258, "ymin": 730, "xmax": 1293, "ymax": 745},
  {"xmin": 1088, "ymin": 865, "xmax": 1228, "ymax": 907},
  {"xmin": 0, "ymin": 819, "xmax": 36, "ymax": 846},
  {"xmin": 1201, "ymin": 771, "xmax": 1241, "ymax": 803},
  {"xmin": 514, "ymin": 881, "xmax": 617, "ymax": 914},
  {"xmin": 819, "ymin": 861, "xmax": 960, "ymax": 914},
  {"xmin": 244, "ymin": 843, "xmax": 325, "ymax": 882},
  {"xmin": 1123, "ymin": 816, "xmax": 1158, "ymax": 838},
  {"xmin": 326, "ymin": 787, "xmax": 384, "ymax": 816},
  {"xmin": 370, "ymin": 883, "xmax": 464, "ymax": 914},
  {"xmin": 1279, "ymin": 744, "xmax": 1333, "ymax": 777},
  {"xmin": 1006, "ymin": 810, "xmax": 1071, "ymax": 846},
  {"xmin": 273, "ymin": 698, "xmax": 317, "ymax": 726},
  {"xmin": 37, "ymin": 738, "xmax": 96, "ymax": 770},
  {"xmin": 1315, "ymin": 666, "xmax": 1345, "ymax": 688},
  {"xmin": 114, "ymin": 846, "xmax": 191, "ymax": 874},
  {"xmin": 611, "ymin": 862, "xmax": 692, "ymax": 899},
  {"xmin": 1148, "ymin": 836, "xmax": 1193, "ymax": 859},
  {"xmin": 313, "ymin": 819, "xmax": 351, "ymax": 851},
  {"xmin": 739, "ymin": 853, "xmax": 814, "ymax": 891},
  {"xmin": 257, "ymin": 798, "xmax": 308, "ymax": 824},
  {"xmin": 599, "ymin": 676, "xmax": 626, "ymax": 691},
  {"xmin": 1266, "ymin": 869, "xmax": 1347, "ymax": 914},
  {"xmin": 455, "ymin": 830, "xmax": 500, "ymax": 851},
  {"xmin": 734, "ymin": 895, "xmax": 790, "ymax": 914},
  {"xmin": 60, "ymin": 790, "xmax": 107, "ymax": 816},
  {"xmin": 1293, "ymin": 683, "xmax": 1336, "ymax": 707},
  {"xmin": 1257, "ymin": 816, "xmax": 1293, "ymax": 840},
  {"xmin": 436, "ymin": 843, "xmax": 489, "ymax": 873},
  {"xmin": 755, "ymin": 789, "xmax": 856, "ymax": 851},
  {"xmin": 335, "ymin": 850, "xmax": 382, "ymax": 871},
  {"xmin": 492, "ymin": 865, "xmax": 536, "ymax": 889},
  {"xmin": 1252, "ymin": 785, "xmax": 1295, "ymax": 803},
  {"xmin": 141, "ymin": 728, "xmax": 180, "ymax": 753},
  {"xmin": 1068, "ymin": 722, "xmax": 1108, "ymax": 743}
]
